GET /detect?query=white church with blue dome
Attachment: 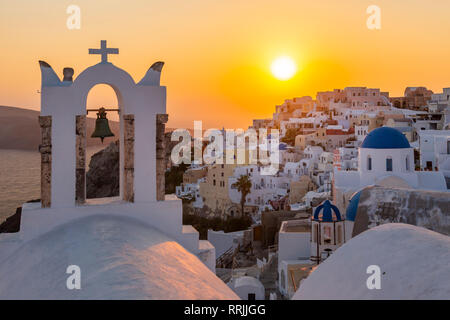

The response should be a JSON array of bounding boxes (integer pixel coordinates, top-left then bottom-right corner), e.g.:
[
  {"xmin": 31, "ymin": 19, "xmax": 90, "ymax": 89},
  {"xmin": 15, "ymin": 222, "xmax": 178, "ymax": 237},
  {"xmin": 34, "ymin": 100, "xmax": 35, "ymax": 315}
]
[
  {"xmin": 334, "ymin": 126, "xmax": 447, "ymax": 214},
  {"xmin": 311, "ymin": 200, "xmax": 345, "ymax": 263}
]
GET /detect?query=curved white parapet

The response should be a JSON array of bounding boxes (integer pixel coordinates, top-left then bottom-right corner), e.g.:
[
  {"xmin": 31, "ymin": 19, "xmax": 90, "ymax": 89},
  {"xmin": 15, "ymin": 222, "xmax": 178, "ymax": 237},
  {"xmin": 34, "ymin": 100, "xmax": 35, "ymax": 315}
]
[
  {"xmin": 138, "ymin": 61, "xmax": 165, "ymax": 86},
  {"xmin": 39, "ymin": 61, "xmax": 62, "ymax": 87}
]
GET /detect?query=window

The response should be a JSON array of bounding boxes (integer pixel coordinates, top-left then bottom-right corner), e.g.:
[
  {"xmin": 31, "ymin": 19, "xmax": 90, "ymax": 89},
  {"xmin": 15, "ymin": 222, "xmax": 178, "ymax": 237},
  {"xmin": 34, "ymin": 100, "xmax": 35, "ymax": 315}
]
[
  {"xmin": 213, "ymin": 179, "xmax": 216, "ymax": 186},
  {"xmin": 406, "ymin": 156, "xmax": 410, "ymax": 171},
  {"xmin": 337, "ymin": 225, "xmax": 343, "ymax": 243},
  {"xmin": 323, "ymin": 226, "xmax": 331, "ymax": 245},
  {"xmin": 367, "ymin": 156, "xmax": 372, "ymax": 171},
  {"xmin": 386, "ymin": 158, "xmax": 393, "ymax": 171}
]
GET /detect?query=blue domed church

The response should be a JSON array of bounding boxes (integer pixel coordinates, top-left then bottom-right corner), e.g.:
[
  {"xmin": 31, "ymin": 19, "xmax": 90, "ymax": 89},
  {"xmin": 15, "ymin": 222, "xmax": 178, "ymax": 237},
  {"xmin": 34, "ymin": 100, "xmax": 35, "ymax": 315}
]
[
  {"xmin": 311, "ymin": 200, "xmax": 346, "ymax": 263},
  {"xmin": 334, "ymin": 126, "xmax": 447, "ymax": 222}
]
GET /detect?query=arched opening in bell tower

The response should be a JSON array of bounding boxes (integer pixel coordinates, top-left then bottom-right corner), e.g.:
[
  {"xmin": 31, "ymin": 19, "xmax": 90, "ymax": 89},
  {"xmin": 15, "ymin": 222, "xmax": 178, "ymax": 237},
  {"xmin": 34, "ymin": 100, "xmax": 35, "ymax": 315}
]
[
  {"xmin": 84, "ymin": 84, "xmax": 121, "ymax": 200},
  {"xmin": 74, "ymin": 77, "xmax": 135, "ymax": 206}
]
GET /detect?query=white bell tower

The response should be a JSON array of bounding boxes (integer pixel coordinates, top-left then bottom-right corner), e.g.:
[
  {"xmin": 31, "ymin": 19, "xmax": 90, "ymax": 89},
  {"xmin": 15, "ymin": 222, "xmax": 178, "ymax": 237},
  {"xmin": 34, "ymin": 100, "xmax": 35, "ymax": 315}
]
[
  {"xmin": 311, "ymin": 200, "xmax": 346, "ymax": 263},
  {"xmin": 16, "ymin": 41, "xmax": 216, "ymax": 271}
]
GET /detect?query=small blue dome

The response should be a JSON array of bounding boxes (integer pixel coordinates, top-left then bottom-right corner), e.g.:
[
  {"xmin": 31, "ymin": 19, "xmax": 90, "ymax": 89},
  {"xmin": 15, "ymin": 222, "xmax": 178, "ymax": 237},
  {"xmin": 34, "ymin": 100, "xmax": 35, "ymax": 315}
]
[
  {"xmin": 361, "ymin": 127, "xmax": 410, "ymax": 149},
  {"xmin": 313, "ymin": 200, "xmax": 342, "ymax": 222},
  {"xmin": 345, "ymin": 191, "xmax": 362, "ymax": 222}
]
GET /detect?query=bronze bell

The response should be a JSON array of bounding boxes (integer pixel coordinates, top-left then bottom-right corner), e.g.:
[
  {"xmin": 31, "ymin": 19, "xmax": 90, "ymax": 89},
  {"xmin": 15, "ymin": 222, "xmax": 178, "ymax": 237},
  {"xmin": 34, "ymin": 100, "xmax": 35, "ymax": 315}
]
[{"xmin": 91, "ymin": 107, "xmax": 114, "ymax": 143}]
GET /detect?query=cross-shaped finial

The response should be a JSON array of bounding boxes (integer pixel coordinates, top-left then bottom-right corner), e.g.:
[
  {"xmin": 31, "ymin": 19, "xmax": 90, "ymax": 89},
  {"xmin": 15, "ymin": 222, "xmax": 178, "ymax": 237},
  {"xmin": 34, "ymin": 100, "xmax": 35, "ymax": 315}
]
[{"xmin": 89, "ymin": 40, "xmax": 119, "ymax": 63}]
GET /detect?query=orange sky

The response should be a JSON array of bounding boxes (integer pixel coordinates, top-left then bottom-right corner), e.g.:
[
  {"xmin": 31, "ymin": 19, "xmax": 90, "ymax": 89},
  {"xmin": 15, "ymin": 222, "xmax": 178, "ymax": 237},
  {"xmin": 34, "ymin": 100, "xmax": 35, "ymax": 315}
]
[{"xmin": 1, "ymin": 0, "xmax": 450, "ymax": 129}]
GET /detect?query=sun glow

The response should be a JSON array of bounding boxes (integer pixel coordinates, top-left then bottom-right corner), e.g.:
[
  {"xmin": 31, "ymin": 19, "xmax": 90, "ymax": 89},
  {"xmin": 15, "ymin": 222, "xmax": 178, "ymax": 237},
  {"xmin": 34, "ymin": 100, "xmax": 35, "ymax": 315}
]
[{"xmin": 271, "ymin": 56, "xmax": 297, "ymax": 81}]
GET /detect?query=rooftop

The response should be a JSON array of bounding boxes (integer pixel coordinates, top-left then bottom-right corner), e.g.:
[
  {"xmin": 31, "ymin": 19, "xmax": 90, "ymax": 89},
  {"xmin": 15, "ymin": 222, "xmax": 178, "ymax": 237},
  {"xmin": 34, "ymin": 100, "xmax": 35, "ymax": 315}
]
[
  {"xmin": 0, "ymin": 215, "xmax": 238, "ymax": 300},
  {"xmin": 361, "ymin": 126, "xmax": 411, "ymax": 149},
  {"xmin": 281, "ymin": 220, "xmax": 311, "ymax": 233}
]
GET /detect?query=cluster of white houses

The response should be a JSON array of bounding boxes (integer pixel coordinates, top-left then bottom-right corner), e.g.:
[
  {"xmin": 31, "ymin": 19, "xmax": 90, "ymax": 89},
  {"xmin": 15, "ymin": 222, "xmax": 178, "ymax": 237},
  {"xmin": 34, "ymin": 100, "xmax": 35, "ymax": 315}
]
[
  {"xmin": 176, "ymin": 86, "xmax": 449, "ymax": 219},
  {"xmin": 175, "ymin": 86, "xmax": 450, "ymax": 299}
]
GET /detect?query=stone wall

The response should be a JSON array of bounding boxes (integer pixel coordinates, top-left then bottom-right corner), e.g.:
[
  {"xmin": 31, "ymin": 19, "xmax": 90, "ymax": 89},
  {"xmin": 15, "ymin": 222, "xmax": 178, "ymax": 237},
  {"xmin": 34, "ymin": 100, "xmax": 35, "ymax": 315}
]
[
  {"xmin": 123, "ymin": 114, "xmax": 135, "ymax": 202},
  {"xmin": 39, "ymin": 116, "xmax": 52, "ymax": 208},
  {"xmin": 357, "ymin": 185, "xmax": 450, "ymax": 236},
  {"xmin": 75, "ymin": 115, "xmax": 86, "ymax": 204},
  {"xmin": 156, "ymin": 114, "xmax": 168, "ymax": 201}
]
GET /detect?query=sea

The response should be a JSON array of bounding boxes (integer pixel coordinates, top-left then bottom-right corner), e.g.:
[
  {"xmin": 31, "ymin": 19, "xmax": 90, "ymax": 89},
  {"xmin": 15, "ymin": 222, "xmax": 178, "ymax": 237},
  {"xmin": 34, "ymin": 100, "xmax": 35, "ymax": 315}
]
[{"xmin": 0, "ymin": 147, "xmax": 104, "ymax": 223}]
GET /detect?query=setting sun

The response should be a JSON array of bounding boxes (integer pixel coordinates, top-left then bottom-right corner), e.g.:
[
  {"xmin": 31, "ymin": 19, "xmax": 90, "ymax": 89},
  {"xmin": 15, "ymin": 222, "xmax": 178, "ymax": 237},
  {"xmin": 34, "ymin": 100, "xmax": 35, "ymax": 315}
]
[{"xmin": 271, "ymin": 56, "xmax": 297, "ymax": 81}]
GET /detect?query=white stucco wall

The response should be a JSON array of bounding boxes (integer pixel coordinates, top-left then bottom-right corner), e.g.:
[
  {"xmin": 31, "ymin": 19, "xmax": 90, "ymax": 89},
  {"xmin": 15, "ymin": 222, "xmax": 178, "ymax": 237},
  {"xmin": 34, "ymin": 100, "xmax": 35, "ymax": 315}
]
[
  {"xmin": 207, "ymin": 229, "xmax": 243, "ymax": 258},
  {"xmin": 278, "ymin": 223, "xmax": 311, "ymax": 263},
  {"xmin": 229, "ymin": 276, "xmax": 265, "ymax": 300}
]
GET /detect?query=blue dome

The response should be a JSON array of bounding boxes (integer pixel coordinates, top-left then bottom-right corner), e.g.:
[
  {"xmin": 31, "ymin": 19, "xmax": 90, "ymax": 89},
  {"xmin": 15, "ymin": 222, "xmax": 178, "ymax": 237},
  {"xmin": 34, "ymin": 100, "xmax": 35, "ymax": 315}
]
[
  {"xmin": 345, "ymin": 191, "xmax": 362, "ymax": 222},
  {"xmin": 361, "ymin": 127, "xmax": 410, "ymax": 149},
  {"xmin": 313, "ymin": 200, "xmax": 342, "ymax": 222}
]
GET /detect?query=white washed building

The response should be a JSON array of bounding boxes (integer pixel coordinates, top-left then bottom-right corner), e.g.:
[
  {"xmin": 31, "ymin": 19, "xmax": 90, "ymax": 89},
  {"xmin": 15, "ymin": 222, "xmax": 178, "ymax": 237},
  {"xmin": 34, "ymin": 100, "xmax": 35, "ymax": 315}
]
[
  {"xmin": 333, "ymin": 146, "xmax": 358, "ymax": 171},
  {"xmin": 427, "ymin": 87, "xmax": 450, "ymax": 112},
  {"xmin": 277, "ymin": 219, "xmax": 312, "ymax": 298},
  {"xmin": 279, "ymin": 116, "xmax": 326, "ymax": 137},
  {"xmin": 228, "ymin": 165, "xmax": 289, "ymax": 211},
  {"xmin": 334, "ymin": 126, "xmax": 448, "ymax": 210},
  {"xmin": 175, "ymin": 180, "xmax": 204, "ymax": 208},
  {"xmin": 419, "ymin": 130, "xmax": 450, "ymax": 177}
]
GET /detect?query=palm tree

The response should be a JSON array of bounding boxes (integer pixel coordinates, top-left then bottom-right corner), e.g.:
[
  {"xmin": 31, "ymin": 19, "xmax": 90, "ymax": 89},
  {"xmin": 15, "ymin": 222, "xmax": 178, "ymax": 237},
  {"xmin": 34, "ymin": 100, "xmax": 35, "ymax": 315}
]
[{"xmin": 232, "ymin": 175, "xmax": 252, "ymax": 217}]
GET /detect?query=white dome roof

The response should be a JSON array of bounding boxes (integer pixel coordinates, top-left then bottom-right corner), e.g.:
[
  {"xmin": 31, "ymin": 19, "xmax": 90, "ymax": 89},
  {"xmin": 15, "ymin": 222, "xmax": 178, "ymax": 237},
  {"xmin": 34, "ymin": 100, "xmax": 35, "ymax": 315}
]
[
  {"xmin": 293, "ymin": 224, "xmax": 450, "ymax": 300},
  {"xmin": 234, "ymin": 276, "xmax": 265, "ymax": 290},
  {"xmin": 0, "ymin": 215, "xmax": 239, "ymax": 300}
]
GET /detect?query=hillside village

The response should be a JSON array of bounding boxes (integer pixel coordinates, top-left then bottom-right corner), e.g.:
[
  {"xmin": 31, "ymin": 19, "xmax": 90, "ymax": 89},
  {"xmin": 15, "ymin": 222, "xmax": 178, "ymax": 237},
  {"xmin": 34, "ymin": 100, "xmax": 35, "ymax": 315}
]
[{"xmin": 174, "ymin": 86, "xmax": 450, "ymax": 299}]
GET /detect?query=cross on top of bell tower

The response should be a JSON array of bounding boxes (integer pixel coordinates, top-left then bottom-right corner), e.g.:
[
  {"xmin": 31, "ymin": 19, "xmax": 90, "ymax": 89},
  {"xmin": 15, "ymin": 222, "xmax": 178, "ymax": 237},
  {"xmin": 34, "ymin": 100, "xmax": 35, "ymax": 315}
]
[{"xmin": 89, "ymin": 40, "xmax": 119, "ymax": 63}]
